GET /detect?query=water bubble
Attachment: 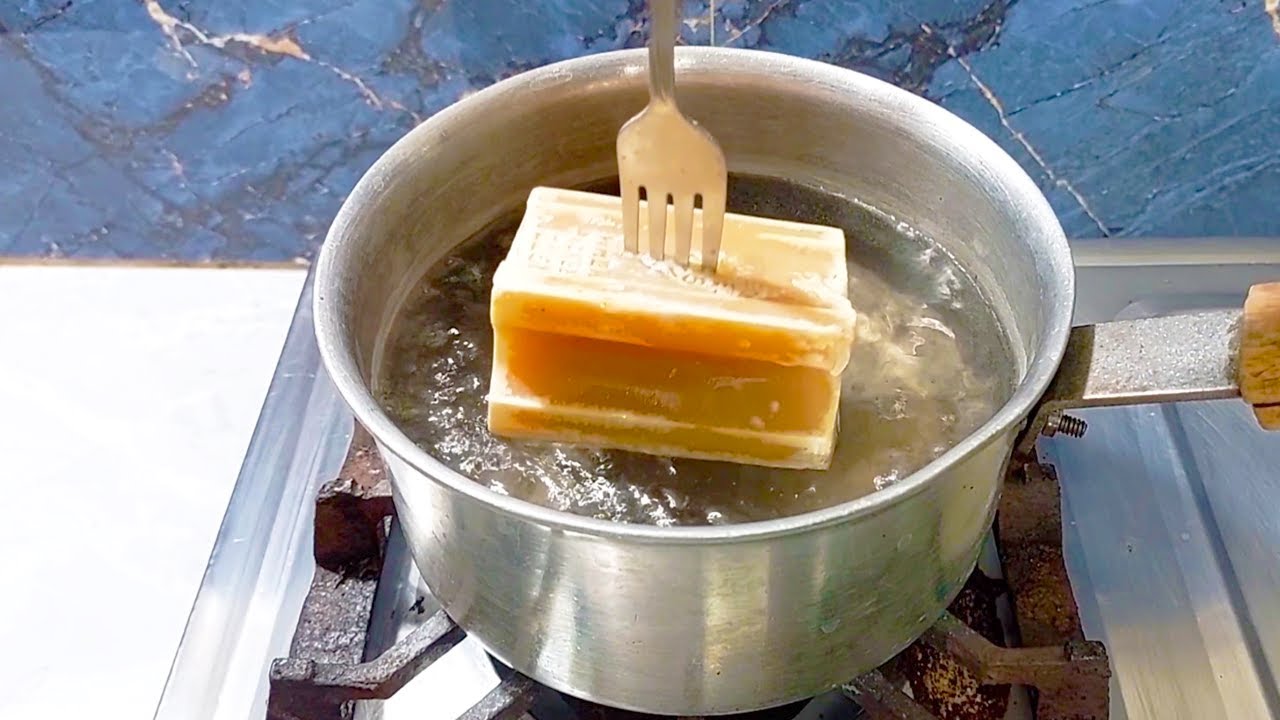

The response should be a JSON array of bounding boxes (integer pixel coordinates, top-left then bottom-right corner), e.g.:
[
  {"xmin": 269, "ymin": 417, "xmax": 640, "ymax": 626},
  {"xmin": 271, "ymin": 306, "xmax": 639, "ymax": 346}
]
[
  {"xmin": 661, "ymin": 487, "xmax": 689, "ymax": 510},
  {"xmin": 874, "ymin": 471, "xmax": 901, "ymax": 491}
]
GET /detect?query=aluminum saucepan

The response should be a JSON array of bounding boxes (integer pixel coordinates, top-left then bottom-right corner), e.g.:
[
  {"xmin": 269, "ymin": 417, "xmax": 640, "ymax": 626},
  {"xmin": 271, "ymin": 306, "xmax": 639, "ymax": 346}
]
[{"xmin": 313, "ymin": 48, "xmax": 1275, "ymax": 714}]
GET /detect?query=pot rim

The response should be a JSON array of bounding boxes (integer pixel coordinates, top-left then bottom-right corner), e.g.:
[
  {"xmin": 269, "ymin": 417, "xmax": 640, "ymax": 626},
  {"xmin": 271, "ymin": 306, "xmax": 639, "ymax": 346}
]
[{"xmin": 314, "ymin": 46, "xmax": 1075, "ymax": 543}]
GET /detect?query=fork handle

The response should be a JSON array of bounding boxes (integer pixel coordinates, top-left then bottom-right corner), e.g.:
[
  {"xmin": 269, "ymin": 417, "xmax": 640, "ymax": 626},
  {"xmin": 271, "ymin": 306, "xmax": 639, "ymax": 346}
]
[{"xmin": 647, "ymin": 0, "xmax": 677, "ymax": 105}]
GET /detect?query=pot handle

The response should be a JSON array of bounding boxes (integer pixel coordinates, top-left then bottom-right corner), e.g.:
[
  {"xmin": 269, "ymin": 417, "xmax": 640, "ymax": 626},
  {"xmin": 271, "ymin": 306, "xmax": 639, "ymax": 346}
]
[
  {"xmin": 1241, "ymin": 282, "xmax": 1280, "ymax": 429},
  {"xmin": 1015, "ymin": 281, "xmax": 1280, "ymax": 459}
]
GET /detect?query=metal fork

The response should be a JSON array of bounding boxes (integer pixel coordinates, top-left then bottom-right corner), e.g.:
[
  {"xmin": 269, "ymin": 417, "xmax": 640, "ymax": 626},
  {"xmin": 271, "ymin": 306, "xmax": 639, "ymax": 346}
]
[{"xmin": 617, "ymin": 0, "xmax": 728, "ymax": 271}]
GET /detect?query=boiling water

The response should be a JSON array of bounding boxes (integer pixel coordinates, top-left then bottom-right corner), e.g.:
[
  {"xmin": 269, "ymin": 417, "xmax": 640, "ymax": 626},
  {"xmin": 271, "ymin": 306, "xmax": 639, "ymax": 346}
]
[{"xmin": 377, "ymin": 177, "xmax": 1016, "ymax": 526}]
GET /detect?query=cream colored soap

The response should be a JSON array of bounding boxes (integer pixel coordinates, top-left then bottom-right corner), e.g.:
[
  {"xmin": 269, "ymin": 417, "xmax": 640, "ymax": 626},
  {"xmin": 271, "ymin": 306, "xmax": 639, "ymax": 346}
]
[{"xmin": 486, "ymin": 187, "xmax": 857, "ymax": 469}]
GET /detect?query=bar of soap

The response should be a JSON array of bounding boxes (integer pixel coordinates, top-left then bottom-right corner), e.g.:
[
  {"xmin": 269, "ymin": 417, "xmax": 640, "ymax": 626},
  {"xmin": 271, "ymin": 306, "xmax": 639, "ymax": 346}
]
[{"xmin": 486, "ymin": 187, "xmax": 857, "ymax": 469}]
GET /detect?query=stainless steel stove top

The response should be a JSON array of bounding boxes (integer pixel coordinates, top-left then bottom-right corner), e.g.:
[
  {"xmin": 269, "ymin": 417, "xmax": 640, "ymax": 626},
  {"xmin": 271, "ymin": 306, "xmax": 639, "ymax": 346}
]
[{"xmin": 155, "ymin": 237, "xmax": 1280, "ymax": 720}]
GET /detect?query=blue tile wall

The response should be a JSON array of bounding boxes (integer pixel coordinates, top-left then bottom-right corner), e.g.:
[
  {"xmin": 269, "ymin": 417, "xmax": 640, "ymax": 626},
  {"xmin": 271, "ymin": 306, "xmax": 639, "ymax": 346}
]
[{"xmin": 1, "ymin": 0, "xmax": 1276, "ymax": 260}]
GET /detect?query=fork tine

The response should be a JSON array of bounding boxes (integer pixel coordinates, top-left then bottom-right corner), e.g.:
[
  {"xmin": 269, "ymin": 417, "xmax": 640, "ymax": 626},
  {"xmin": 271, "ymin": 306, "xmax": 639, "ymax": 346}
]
[
  {"xmin": 621, "ymin": 182, "xmax": 641, "ymax": 254},
  {"xmin": 672, "ymin": 194, "xmax": 695, "ymax": 266},
  {"xmin": 647, "ymin": 191, "xmax": 669, "ymax": 260},
  {"xmin": 699, "ymin": 192, "xmax": 726, "ymax": 272}
]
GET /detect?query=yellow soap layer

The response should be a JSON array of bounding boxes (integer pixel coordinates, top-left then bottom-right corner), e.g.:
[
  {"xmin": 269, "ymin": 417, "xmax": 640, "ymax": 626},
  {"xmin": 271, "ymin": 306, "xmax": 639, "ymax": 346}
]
[
  {"xmin": 487, "ymin": 332, "xmax": 836, "ymax": 469},
  {"xmin": 491, "ymin": 187, "xmax": 857, "ymax": 372},
  {"xmin": 491, "ymin": 327, "xmax": 840, "ymax": 433},
  {"xmin": 487, "ymin": 402, "xmax": 829, "ymax": 469}
]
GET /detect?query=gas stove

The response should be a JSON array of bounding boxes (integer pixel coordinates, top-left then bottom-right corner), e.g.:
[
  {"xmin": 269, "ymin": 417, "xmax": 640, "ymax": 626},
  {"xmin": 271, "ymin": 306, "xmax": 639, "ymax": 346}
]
[{"xmin": 155, "ymin": 238, "xmax": 1280, "ymax": 720}]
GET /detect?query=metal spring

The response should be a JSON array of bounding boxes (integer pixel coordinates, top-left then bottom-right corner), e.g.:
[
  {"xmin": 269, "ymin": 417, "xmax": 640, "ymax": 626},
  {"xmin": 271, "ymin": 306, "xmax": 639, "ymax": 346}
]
[
  {"xmin": 1044, "ymin": 412, "xmax": 1089, "ymax": 438},
  {"xmin": 1057, "ymin": 414, "xmax": 1088, "ymax": 437}
]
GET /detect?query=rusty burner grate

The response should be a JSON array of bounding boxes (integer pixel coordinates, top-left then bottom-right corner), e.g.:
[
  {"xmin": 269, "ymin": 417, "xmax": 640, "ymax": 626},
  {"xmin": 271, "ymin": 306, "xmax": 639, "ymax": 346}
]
[{"xmin": 267, "ymin": 428, "xmax": 1110, "ymax": 720}]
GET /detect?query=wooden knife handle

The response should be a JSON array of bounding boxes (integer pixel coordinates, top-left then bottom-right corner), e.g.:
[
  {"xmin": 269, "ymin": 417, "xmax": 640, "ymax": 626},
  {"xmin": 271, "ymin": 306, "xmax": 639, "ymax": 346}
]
[{"xmin": 1240, "ymin": 282, "xmax": 1280, "ymax": 430}]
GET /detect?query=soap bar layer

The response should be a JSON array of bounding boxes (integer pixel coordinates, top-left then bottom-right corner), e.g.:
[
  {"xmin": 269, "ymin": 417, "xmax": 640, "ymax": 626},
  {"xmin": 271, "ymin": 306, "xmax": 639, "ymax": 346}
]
[
  {"xmin": 488, "ymin": 328, "xmax": 841, "ymax": 468},
  {"xmin": 492, "ymin": 187, "xmax": 856, "ymax": 372},
  {"xmin": 485, "ymin": 187, "xmax": 856, "ymax": 469}
]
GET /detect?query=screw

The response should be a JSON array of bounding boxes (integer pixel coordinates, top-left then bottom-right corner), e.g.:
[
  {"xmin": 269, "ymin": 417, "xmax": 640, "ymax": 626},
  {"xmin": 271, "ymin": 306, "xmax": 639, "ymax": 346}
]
[{"xmin": 1043, "ymin": 411, "xmax": 1088, "ymax": 438}]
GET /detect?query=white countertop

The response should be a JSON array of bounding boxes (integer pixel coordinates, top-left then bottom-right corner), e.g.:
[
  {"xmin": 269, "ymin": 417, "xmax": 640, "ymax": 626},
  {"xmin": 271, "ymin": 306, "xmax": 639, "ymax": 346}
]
[{"xmin": 0, "ymin": 263, "xmax": 307, "ymax": 719}]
